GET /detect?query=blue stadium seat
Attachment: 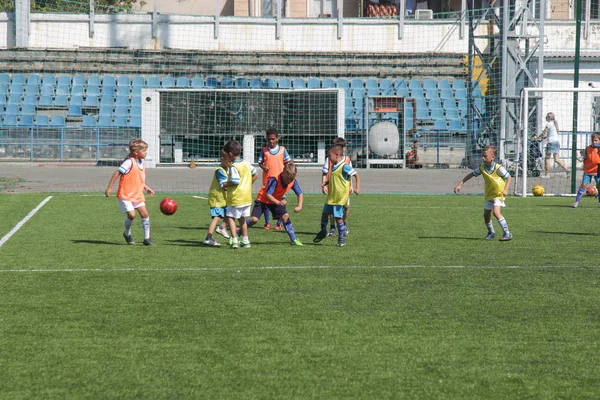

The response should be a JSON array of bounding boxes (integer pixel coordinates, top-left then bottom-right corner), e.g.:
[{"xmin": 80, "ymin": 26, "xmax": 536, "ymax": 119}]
[
  {"xmin": 410, "ymin": 88, "xmax": 424, "ymax": 99},
  {"xmin": 352, "ymin": 89, "xmax": 365, "ymax": 101},
  {"xmin": 408, "ymin": 80, "xmax": 422, "ymax": 90},
  {"xmin": 161, "ymin": 76, "xmax": 175, "ymax": 88},
  {"xmin": 117, "ymin": 76, "xmax": 130, "ymax": 87},
  {"xmin": 3, "ymin": 114, "xmax": 18, "ymax": 126},
  {"xmin": 84, "ymin": 96, "xmax": 99, "ymax": 108},
  {"xmin": 21, "ymin": 104, "xmax": 36, "ymax": 116},
  {"xmin": 53, "ymin": 95, "xmax": 68, "ymax": 107},
  {"xmin": 146, "ymin": 76, "xmax": 160, "ymax": 88},
  {"xmin": 205, "ymin": 77, "xmax": 219, "ymax": 88},
  {"xmin": 455, "ymin": 89, "xmax": 467, "ymax": 102},
  {"xmin": 87, "ymin": 75, "xmax": 100, "ymax": 87},
  {"xmin": 394, "ymin": 80, "xmax": 408, "ymax": 91},
  {"xmin": 87, "ymin": 85, "xmax": 101, "ymax": 97},
  {"xmin": 97, "ymin": 116, "xmax": 112, "ymax": 127},
  {"xmin": 7, "ymin": 94, "xmax": 21, "ymax": 105},
  {"xmin": 423, "ymin": 79, "xmax": 436, "ymax": 90},
  {"xmin": 9, "ymin": 84, "xmax": 24, "ymax": 96},
  {"xmin": 307, "ymin": 78, "xmax": 320, "ymax": 89},
  {"xmin": 176, "ymin": 77, "xmax": 191, "ymax": 87},
  {"xmin": 23, "ymin": 95, "xmax": 37, "ymax": 106},
  {"xmin": 292, "ymin": 78, "xmax": 306, "ymax": 89},
  {"xmin": 379, "ymin": 79, "xmax": 393, "ymax": 95},
  {"xmin": 72, "ymin": 75, "xmax": 85, "ymax": 86},
  {"xmin": 130, "ymin": 95, "xmax": 141, "ymax": 107},
  {"xmin": 99, "ymin": 105, "xmax": 113, "ymax": 117},
  {"xmin": 425, "ymin": 88, "xmax": 439, "ymax": 101},
  {"xmin": 439, "ymin": 88, "xmax": 454, "ymax": 101},
  {"xmin": 35, "ymin": 115, "xmax": 50, "ymax": 126},
  {"xmin": 263, "ymin": 78, "xmax": 277, "ymax": 88},
  {"xmin": 336, "ymin": 78, "xmax": 349, "ymax": 89},
  {"xmin": 434, "ymin": 119, "xmax": 448, "ymax": 131},
  {"xmin": 278, "ymin": 78, "xmax": 291, "ymax": 89},
  {"xmin": 0, "ymin": 95, "xmax": 6, "ymax": 106},
  {"xmin": 430, "ymin": 108, "xmax": 444, "ymax": 120},
  {"xmin": 129, "ymin": 116, "xmax": 141, "ymax": 128},
  {"xmin": 191, "ymin": 77, "xmax": 204, "ymax": 88},
  {"xmin": 395, "ymin": 87, "xmax": 409, "ymax": 97},
  {"xmin": 445, "ymin": 109, "xmax": 460, "ymax": 120},
  {"xmin": 235, "ymin": 77, "xmax": 248, "ymax": 88},
  {"xmin": 438, "ymin": 79, "xmax": 451, "ymax": 90},
  {"xmin": 416, "ymin": 108, "xmax": 429, "ymax": 121},
  {"xmin": 56, "ymin": 85, "xmax": 70, "ymax": 96},
  {"xmin": 249, "ymin": 78, "xmax": 262, "ymax": 88},
  {"xmin": 443, "ymin": 100, "xmax": 457, "ymax": 111},
  {"xmin": 103, "ymin": 76, "xmax": 117, "ymax": 87},
  {"xmin": 221, "ymin": 77, "xmax": 233, "ymax": 88},
  {"xmin": 71, "ymin": 85, "xmax": 85, "ymax": 97},
  {"xmin": 0, "ymin": 83, "xmax": 7, "ymax": 95},
  {"xmin": 0, "ymin": 73, "xmax": 9, "ymax": 85},
  {"xmin": 115, "ymin": 96, "xmax": 129, "ymax": 107},
  {"xmin": 116, "ymin": 86, "xmax": 130, "ymax": 97},
  {"xmin": 472, "ymin": 85, "xmax": 483, "ymax": 97},
  {"xmin": 365, "ymin": 79, "xmax": 378, "ymax": 89},
  {"xmin": 82, "ymin": 115, "xmax": 97, "ymax": 127},
  {"xmin": 12, "ymin": 74, "xmax": 26, "ymax": 86},
  {"xmin": 100, "ymin": 96, "xmax": 114, "ymax": 106},
  {"xmin": 132, "ymin": 76, "xmax": 145, "ymax": 88},
  {"xmin": 321, "ymin": 78, "xmax": 335, "ymax": 88},
  {"xmin": 51, "ymin": 115, "xmax": 66, "ymax": 126},
  {"xmin": 113, "ymin": 116, "xmax": 128, "ymax": 127},
  {"xmin": 458, "ymin": 99, "xmax": 468, "ymax": 117},
  {"xmin": 67, "ymin": 105, "xmax": 83, "ymax": 117},
  {"xmin": 452, "ymin": 80, "xmax": 466, "ymax": 91},
  {"xmin": 38, "ymin": 95, "xmax": 53, "ymax": 107},
  {"xmin": 474, "ymin": 97, "xmax": 485, "ymax": 113},
  {"xmin": 448, "ymin": 118, "xmax": 466, "ymax": 132},
  {"xmin": 130, "ymin": 105, "xmax": 141, "ymax": 117},
  {"xmin": 114, "ymin": 107, "xmax": 128, "ymax": 118},
  {"xmin": 40, "ymin": 85, "xmax": 54, "ymax": 97},
  {"xmin": 366, "ymin": 88, "xmax": 379, "ymax": 97},
  {"xmin": 131, "ymin": 86, "xmax": 142, "ymax": 97},
  {"xmin": 25, "ymin": 84, "xmax": 39, "ymax": 96},
  {"xmin": 19, "ymin": 115, "xmax": 34, "ymax": 126},
  {"xmin": 428, "ymin": 99, "xmax": 442, "ymax": 110},
  {"xmin": 27, "ymin": 74, "xmax": 41, "ymax": 86},
  {"xmin": 102, "ymin": 86, "xmax": 116, "ymax": 97},
  {"xmin": 415, "ymin": 98, "xmax": 427, "ymax": 110}
]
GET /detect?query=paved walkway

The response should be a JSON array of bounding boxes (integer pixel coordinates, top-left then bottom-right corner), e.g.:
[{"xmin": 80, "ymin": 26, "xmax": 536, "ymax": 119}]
[{"xmin": 0, "ymin": 164, "xmax": 483, "ymax": 195}]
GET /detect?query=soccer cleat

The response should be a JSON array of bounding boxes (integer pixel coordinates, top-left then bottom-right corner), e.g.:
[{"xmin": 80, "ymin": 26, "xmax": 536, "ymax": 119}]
[
  {"xmin": 215, "ymin": 225, "xmax": 230, "ymax": 239},
  {"xmin": 328, "ymin": 227, "xmax": 337, "ymax": 237},
  {"xmin": 342, "ymin": 227, "xmax": 349, "ymax": 236},
  {"xmin": 571, "ymin": 202, "xmax": 579, "ymax": 208},
  {"xmin": 263, "ymin": 223, "xmax": 271, "ymax": 230},
  {"xmin": 499, "ymin": 233, "xmax": 513, "ymax": 241},
  {"xmin": 484, "ymin": 232, "xmax": 495, "ymax": 240},
  {"xmin": 123, "ymin": 233, "xmax": 135, "ymax": 245},
  {"xmin": 143, "ymin": 238, "xmax": 154, "ymax": 246},
  {"xmin": 313, "ymin": 230, "xmax": 328, "ymax": 243},
  {"xmin": 230, "ymin": 241, "xmax": 239, "ymax": 249},
  {"xmin": 240, "ymin": 240, "xmax": 251, "ymax": 248},
  {"xmin": 290, "ymin": 238, "xmax": 303, "ymax": 246},
  {"xmin": 274, "ymin": 223, "xmax": 283, "ymax": 231},
  {"xmin": 203, "ymin": 238, "xmax": 221, "ymax": 247},
  {"xmin": 338, "ymin": 236, "xmax": 346, "ymax": 247}
]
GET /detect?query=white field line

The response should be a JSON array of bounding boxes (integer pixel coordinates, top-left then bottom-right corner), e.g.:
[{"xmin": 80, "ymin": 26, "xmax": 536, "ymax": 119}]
[
  {"xmin": 0, "ymin": 265, "xmax": 595, "ymax": 273},
  {"xmin": 0, "ymin": 196, "xmax": 53, "ymax": 248}
]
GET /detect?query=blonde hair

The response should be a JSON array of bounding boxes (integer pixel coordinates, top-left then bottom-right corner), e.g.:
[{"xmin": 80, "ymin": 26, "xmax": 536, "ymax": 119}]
[
  {"xmin": 283, "ymin": 160, "xmax": 297, "ymax": 180},
  {"xmin": 483, "ymin": 145, "xmax": 497, "ymax": 157},
  {"xmin": 129, "ymin": 139, "xmax": 148, "ymax": 154},
  {"xmin": 546, "ymin": 112, "xmax": 555, "ymax": 121}
]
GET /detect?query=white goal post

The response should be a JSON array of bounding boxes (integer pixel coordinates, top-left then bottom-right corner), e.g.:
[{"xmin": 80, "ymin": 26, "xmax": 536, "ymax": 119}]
[
  {"xmin": 140, "ymin": 88, "xmax": 346, "ymax": 168},
  {"xmin": 517, "ymin": 87, "xmax": 600, "ymax": 197}
]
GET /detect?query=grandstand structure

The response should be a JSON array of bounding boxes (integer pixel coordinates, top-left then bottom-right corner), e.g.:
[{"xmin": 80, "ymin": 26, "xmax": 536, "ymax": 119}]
[{"xmin": 0, "ymin": 0, "xmax": 599, "ymax": 172}]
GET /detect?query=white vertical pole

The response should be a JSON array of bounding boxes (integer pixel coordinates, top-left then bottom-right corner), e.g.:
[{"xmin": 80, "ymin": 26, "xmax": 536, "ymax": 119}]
[{"xmin": 15, "ymin": 0, "xmax": 31, "ymax": 48}]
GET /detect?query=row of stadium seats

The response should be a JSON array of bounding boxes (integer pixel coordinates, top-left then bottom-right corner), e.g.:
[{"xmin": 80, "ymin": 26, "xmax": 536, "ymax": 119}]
[{"xmin": 0, "ymin": 114, "xmax": 140, "ymax": 128}]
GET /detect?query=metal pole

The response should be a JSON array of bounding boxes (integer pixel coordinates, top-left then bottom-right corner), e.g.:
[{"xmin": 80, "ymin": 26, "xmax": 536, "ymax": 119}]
[
  {"xmin": 571, "ymin": 0, "xmax": 583, "ymax": 193},
  {"xmin": 89, "ymin": 0, "xmax": 95, "ymax": 39}
]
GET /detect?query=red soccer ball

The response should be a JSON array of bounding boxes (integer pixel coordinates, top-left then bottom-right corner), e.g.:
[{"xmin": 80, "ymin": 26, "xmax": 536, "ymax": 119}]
[
  {"xmin": 586, "ymin": 186, "xmax": 598, "ymax": 197},
  {"xmin": 160, "ymin": 198, "xmax": 178, "ymax": 215}
]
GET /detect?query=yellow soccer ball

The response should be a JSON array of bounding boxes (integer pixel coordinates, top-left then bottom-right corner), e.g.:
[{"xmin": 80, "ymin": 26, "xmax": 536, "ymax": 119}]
[{"xmin": 532, "ymin": 184, "xmax": 545, "ymax": 197}]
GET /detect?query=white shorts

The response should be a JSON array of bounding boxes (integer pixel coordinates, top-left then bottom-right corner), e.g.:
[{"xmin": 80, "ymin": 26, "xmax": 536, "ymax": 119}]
[
  {"xmin": 226, "ymin": 204, "xmax": 251, "ymax": 219},
  {"xmin": 118, "ymin": 199, "xmax": 145, "ymax": 214},
  {"xmin": 484, "ymin": 199, "xmax": 506, "ymax": 210}
]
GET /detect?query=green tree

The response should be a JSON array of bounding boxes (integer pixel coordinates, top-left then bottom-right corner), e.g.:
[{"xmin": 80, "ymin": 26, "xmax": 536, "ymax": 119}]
[{"xmin": 31, "ymin": 0, "xmax": 146, "ymax": 13}]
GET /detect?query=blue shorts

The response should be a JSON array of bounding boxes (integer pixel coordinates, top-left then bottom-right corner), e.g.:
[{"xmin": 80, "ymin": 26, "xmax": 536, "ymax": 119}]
[
  {"xmin": 545, "ymin": 141, "xmax": 560, "ymax": 154},
  {"xmin": 210, "ymin": 206, "xmax": 226, "ymax": 218},
  {"xmin": 322, "ymin": 204, "xmax": 345, "ymax": 218},
  {"xmin": 582, "ymin": 174, "xmax": 600, "ymax": 185}
]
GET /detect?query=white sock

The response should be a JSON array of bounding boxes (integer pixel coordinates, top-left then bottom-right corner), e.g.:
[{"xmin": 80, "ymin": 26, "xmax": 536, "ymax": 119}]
[
  {"xmin": 486, "ymin": 222, "xmax": 494, "ymax": 233},
  {"xmin": 498, "ymin": 218, "xmax": 509, "ymax": 234},
  {"xmin": 242, "ymin": 235, "xmax": 249, "ymax": 242},
  {"xmin": 124, "ymin": 218, "xmax": 133, "ymax": 235},
  {"xmin": 141, "ymin": 217, "xmax": 150, "ymax": 240}
]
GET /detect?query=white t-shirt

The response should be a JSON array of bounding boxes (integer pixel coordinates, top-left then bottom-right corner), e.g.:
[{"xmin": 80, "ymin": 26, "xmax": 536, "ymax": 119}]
[{"xmin": 546, "ymin": 121, "xmax": 559, "ymax": 143}]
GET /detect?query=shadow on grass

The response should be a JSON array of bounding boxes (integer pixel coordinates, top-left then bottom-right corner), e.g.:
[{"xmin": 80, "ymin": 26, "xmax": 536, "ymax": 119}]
[
  {"xmin": 72, "ymin": 239, "xmax": 122, "ymax": 245},
  {"xmin": 418, "ymin": 236, "xmax": 481, "ymax": 240},
  {"xmin": 532, "ymin": 231, "xmax": 595, "ymax": 236}
]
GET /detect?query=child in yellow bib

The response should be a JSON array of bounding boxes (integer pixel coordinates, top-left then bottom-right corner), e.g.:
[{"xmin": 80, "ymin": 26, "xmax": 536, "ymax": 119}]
[{"xmin": 454, "ymin": 145, "xmax": 513, "ymax": 241}]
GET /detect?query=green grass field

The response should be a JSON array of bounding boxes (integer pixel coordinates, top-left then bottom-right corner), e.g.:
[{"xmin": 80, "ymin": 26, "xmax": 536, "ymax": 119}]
[{"xmin": 1, "ymin": 193, "xmax": 600, "ymax": 399}]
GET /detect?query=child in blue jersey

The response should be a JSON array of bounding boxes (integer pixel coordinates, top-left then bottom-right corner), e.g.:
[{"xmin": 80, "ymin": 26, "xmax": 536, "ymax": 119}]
[
  {"xmin": 247, "ymin": 161, "xmax": 304, "ymax": 245},
  {"xmin": 222, "ymin": 140, "xmax": 258, "ymax": 249},
  {"xmin": 203, "ymin": 150, "xmax": 231, "ymax": 247},
  {"xmin": 314, "ymin": 145, "xmax": 361, "ymax": 247},
  {"xmin": 454, "ymin": 145, "xmax": 513, "ymax": 241}
]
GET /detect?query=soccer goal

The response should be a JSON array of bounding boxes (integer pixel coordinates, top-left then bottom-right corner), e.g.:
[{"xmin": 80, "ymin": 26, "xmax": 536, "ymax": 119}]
[
  {"xmin": 141, "ymin": 88, "xmax": 345, "ymax": 168},
  {"xmin": 513, "ymin": 87, "xmax": 600, "ymax": 197}
]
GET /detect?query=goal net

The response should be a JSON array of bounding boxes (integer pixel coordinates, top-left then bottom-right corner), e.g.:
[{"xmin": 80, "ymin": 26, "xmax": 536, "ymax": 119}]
[
  {"xmin": 141, "ymin": 89, "xmax": 344, "ymax": 168},
  {"xmin": 513, "ymin": 87, "xmax": 600, "ymax": 197}
]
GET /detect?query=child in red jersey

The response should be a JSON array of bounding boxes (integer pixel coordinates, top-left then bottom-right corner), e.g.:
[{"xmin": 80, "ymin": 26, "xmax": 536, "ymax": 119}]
[
  {"xmin": 105, "ymin": 139, "xmax": 155, "ymax": 246},
  {"xmin": 248, "ymin": 161, "xmax": 304, "ymax": 245},
  {"xmin": 572, "ymin": 132, "xmax": 600, "ymax": 208},
  {"xmin": 257, "ymin": 128, "xmax": 291, "ymax": 230}
]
